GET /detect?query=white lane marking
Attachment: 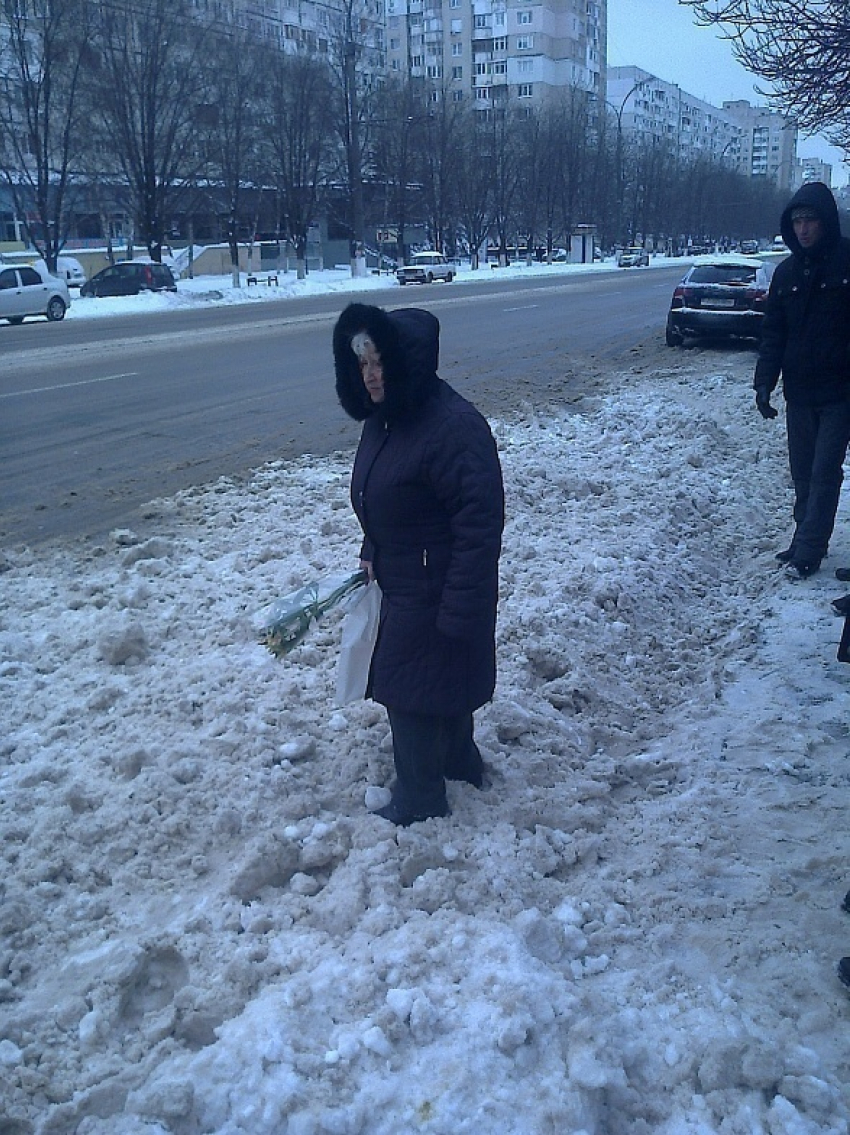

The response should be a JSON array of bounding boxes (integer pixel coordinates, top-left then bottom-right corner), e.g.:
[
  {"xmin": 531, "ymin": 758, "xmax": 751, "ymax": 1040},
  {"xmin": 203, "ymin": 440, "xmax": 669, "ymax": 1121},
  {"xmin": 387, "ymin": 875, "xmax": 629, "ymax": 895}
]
[
  {"xmin": 503, "ymin": 304, "xmax": 540, "ymax": 312},
  {"xmin": 0, "ymin": 372, "xmax": 139, "ymax": 399}
]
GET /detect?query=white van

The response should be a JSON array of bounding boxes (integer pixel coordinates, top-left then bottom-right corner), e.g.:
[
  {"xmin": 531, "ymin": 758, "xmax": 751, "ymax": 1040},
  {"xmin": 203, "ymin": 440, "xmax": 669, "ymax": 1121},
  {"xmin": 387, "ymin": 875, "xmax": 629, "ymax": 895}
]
[{"xmin": 33, "ymin": 255, "xmax": 87, "ymax": 288}]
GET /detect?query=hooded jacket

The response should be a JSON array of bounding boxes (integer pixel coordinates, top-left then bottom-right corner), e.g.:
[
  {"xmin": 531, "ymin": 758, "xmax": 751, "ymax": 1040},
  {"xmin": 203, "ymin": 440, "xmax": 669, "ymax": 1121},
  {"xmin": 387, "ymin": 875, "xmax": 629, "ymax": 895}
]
[
  {"xmin": 755, "ymin": 180, "xmax": 850, "ymax": 405},
  {"xmin": 333, "ymin": 303, "xmax": 504, "ymax": 716}
]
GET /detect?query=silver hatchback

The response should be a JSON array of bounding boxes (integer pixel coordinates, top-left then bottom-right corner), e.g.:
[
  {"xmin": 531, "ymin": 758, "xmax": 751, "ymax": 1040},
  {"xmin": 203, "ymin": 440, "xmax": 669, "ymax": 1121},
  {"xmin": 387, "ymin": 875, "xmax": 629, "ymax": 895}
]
[{"xmin": 0, "ymin": 264, "xmax": 70, "ymax": 323}]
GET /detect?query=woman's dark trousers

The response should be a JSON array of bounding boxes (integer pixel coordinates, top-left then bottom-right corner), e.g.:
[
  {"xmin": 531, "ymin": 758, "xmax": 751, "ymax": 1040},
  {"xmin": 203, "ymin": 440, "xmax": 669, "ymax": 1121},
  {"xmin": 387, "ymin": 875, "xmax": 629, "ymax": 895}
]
[{"xmin": 386, "ymin": 709, "xmax": 484, "ymax": 815}]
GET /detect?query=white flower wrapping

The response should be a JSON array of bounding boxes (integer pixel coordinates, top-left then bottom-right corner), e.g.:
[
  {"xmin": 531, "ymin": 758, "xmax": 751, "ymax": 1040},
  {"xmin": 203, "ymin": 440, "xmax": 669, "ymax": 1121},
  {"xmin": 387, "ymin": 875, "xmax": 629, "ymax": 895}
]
[{"xmin": 258, "ymin": 569, "xmax": 368, "ymax": 658}]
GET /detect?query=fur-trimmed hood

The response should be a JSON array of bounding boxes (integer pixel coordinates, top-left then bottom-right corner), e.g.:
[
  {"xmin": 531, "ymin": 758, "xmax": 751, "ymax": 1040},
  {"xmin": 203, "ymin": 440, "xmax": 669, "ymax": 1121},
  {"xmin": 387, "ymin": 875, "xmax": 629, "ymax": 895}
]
[
  {"xmin": 333, "ymin": 303, "xmax": 440, "ymax": 422},
  {"xmin": 780, "ymin": 180, "xmax": 841, "ymax": 257}
]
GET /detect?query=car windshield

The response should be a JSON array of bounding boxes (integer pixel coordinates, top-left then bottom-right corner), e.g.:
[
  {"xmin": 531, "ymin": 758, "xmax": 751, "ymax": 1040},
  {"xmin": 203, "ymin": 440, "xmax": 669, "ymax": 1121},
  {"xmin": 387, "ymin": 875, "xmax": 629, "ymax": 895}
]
[{"xmin": 688, "ymin": 265, "xmax": 757, "ymax": 286}]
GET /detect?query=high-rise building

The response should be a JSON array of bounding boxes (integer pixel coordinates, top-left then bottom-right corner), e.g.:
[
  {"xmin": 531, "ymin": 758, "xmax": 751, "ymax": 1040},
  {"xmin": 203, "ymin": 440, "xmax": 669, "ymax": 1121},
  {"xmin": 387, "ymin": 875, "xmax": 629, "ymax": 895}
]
[
  {"xmin": 223, "ymin": 0, "xmax": 607, "ymax": 100},
  {"xmin": 606, "ymin": 67, "xmax": 797, "ymax": 190},
  {"xmin": 607, "ymin": 66, "xmax": 739, "ymax": 166},
  {"xmin": 791, "ymin": 156, "xmax": 833, "ymax": 191},
  {"xmin": 722, "ymin": 100, "xmax": 796, "ymax": 189},
  {"xmin": 367, "ymin": 0, "xmax": 603, "ymax": 108}
]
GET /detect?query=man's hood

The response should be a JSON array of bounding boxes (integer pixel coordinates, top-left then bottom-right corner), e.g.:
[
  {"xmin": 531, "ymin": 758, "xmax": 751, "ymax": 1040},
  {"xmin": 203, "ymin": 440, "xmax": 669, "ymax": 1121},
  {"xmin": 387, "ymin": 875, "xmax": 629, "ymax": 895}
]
[
  {"xmin": 780, "ymin": 181, "xmax": 841, "ymax": 256},
  {"xmin": 333, "ymin": 303, "xmax": 440, "ymax": 423}
]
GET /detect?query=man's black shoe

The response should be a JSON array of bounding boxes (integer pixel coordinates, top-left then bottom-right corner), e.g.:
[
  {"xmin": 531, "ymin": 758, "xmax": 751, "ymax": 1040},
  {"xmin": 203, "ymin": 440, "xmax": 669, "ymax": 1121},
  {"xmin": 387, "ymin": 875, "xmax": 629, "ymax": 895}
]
[
  {"xmin": 836, "ymin": 567, "xmax": 850, "ymax": 582},
  {"xmin": 842, "ymin": 890, "xmax": 850, "ymax": 914},
  {"xmin": 374, "ymin": 798, "xmax": 450, "ymax": 826},
  {"xmin": 839, "ymin": 957, "xmax": 850, "ymax": 990},
  {"xmin": 775, "ymin": 546, "xmax": 796, "ymax": 563},
  {"xmin": 785, "ymin": 560, "xmax": 821, "ymax": 580},
  {"xmin": 832, "ymin": 595, "xmax": 850, "ymax": 616}
]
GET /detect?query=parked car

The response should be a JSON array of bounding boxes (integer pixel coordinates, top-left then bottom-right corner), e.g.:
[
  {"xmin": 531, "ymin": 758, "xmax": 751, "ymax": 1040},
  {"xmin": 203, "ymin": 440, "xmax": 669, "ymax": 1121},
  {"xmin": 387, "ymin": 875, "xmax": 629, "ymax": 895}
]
[
  {"xmin": 34, "ymin": 256, "xmax": 86, "ymax": 288},
  {"xmin": 0, "ymin": 264, "xmax": 70, "ymax": 324},
  {"xmin": 617, "ymin": 246, "xmax": 650, "ymax": 268},
  {"xmin": 740, "ymin": 239, "xmax": 760, "ymax": 256},
  {"xmin": 396, "ymin": 251, "xmax": 455, "ymax": 285},
  {"xmin": 80, "ymin": 260, "xmax": 177, "ymax": 297},
  {"xmin": 666, "ymin": 254, "xmax": 774, "ymax": 347}
]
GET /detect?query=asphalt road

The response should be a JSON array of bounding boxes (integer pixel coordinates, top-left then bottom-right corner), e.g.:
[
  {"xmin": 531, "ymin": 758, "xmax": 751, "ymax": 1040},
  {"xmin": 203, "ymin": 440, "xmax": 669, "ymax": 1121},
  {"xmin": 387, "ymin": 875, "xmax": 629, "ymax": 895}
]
[{"xmin": 1, "ymin": 265, "xmax": 684, "ymax": 547}]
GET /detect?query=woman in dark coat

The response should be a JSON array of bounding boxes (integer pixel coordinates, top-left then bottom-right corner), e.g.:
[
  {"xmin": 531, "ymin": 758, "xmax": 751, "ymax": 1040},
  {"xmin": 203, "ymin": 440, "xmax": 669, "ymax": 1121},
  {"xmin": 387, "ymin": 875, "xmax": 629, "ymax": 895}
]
[{"xmin": 333, "ymin": 302, "xmax": 504, "ymax": 826}]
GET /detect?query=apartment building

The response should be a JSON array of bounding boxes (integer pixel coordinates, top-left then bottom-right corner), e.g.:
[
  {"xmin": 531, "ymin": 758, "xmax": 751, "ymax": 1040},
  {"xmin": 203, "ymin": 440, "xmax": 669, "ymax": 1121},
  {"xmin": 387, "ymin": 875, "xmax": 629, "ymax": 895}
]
[
  {"xmin": 206, "ymin": 0, "xmax": 387, "ymax": 64},
  {"xmin": 791, "ymin": 156, "xmax": 833, "ymax": 191},
  {"xmin": 607, "ymin": 66, "xmax": 740, "ymax": 165},
  {"xmin": 722, "ymin": 100, "xmax": 796, "ymax": 189},
  {"xmin": 607, "ymin": 66, "xmax": 797, "ymax": 190},
  {"xmin": 368, "ymin": 0, "xmax": 603, "ymax": 108}
]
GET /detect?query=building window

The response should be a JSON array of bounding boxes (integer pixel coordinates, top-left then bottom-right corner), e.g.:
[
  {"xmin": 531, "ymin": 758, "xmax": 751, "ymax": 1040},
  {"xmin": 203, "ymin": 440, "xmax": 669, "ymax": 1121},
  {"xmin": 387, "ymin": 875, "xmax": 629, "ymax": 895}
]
[
  {"xmin": 451, "ymin": 41, "xmax": 463, "ymax": 54},
  {"xmin": 451, "ymin": 17, "xmax": 462, "ymax": 32},
  {"xmin": 493, "ymin": 35, "xmax": 507, "ymax": 50},
  {"xmin": 450, "ymin": 0, "xmax": 460, "ymax": 7},
  {"xmin": 427, "ymin": 64, "xmax": 442, "ymax": 78},
  {"xmin": 474, "ymin": 14, "xmax": 487, "ymax": 27},
  {"xmin": 476, "ymin": 87, "xmax": 490, "ymax": 100},
  {"xmin": 475, "ymin": 62, "xmax": 487, "ymax": 75},
  {"xmin": 517, "ymin": 10, "xmax": 532, "ymax": 24},
  {"xmin": 411, "ymin": 54, "xmax": 423, "ymax": 67},
  {"xmin": 452, "ymin": 65, "xmax": 463, "ymax": 79},
  {"xmin": 518, "ymin": 83, "xmax": 533, "ymax": 97},
  {"xmin": 517, "ymin": 58, "xmax": 532, "ymax": 73},
  {"xmin": 516, "ymin": 34, "xmax": 533, "ymax": 49},
  {"xmin": 452, "ymin": 90, "xmax": 464, "ymax": 101},
  {"xmin": 494, "ymin": 11, "xmax": 505, "ymax": 24},
  {"xmin": 492, "ymin": 60, "xmax": 506, "ymax": 74}
]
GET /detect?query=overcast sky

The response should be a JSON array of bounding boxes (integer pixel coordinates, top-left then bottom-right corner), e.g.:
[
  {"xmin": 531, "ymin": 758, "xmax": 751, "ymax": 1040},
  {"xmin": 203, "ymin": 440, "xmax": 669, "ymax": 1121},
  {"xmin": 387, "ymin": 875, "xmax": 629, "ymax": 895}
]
[{"xmin": 607, "ymin": 0, "xmax": 848, "ymax": 187}]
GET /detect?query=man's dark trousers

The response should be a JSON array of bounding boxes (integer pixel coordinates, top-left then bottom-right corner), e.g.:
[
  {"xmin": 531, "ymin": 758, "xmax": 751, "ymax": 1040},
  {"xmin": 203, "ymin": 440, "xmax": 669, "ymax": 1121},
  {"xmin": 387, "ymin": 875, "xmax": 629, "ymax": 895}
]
[{"xmin": 786, "ymin": 399, "xmax": 850, "ymax": 563}]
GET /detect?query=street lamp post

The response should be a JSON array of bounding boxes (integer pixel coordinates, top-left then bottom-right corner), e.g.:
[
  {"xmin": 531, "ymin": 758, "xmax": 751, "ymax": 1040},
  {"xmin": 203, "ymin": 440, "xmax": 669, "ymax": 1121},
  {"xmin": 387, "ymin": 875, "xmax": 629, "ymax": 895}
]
[{"xmin": 601, "ymin": 80, "xmax": 645, "ymax": 248}]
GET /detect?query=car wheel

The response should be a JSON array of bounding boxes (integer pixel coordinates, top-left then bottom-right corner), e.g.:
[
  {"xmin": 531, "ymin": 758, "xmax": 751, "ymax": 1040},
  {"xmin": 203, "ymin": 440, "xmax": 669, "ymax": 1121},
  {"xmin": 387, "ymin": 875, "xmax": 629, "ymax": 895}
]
[
  {"xmin": 398, "ymin": 279, "xmax": 406, "ymax": 285},
  {"xmin": 446, "ymin": 272, "xmax": 454, "ymax": 282},
  {"xmin": 7, "ymin": 316, "xmax": 24, "ymax": 325},
  {"xmin": 426, "ymin": 272, "xmax": 434, "ymax": 284},
  {"xmin": 46, "ymin": 296, "xmax": 66, "ymax": 321},
  {"xmin": 665, "ymin": 316, "xmax": 684, "ymax": 347}
]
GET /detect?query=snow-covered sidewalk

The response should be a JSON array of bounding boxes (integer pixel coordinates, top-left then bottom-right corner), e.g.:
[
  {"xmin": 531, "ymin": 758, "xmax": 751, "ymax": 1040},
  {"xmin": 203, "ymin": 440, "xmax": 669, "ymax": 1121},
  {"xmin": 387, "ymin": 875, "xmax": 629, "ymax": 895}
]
[{"xmin": 2, "ymin": 337, "xmax": 849, "ymax": 1133}]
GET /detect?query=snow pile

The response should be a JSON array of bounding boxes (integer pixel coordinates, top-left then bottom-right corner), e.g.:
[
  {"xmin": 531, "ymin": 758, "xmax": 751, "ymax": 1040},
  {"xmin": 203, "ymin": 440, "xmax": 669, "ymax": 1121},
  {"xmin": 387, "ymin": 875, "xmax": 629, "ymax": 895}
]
[{"xmin": 2, "ymin": 352, "xmax": 849, "ymax": 1134}]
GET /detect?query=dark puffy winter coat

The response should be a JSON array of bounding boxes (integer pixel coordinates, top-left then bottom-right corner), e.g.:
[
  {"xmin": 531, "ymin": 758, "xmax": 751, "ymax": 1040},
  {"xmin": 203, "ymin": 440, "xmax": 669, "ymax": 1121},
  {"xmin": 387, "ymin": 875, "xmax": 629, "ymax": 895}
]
[
  {"xmin": 755, "ymin": 180, "xmax": 850, "ymax": 406},
  {"xmin": 333, "ymin": 303, "xmax": 504, "ymax": 716}
]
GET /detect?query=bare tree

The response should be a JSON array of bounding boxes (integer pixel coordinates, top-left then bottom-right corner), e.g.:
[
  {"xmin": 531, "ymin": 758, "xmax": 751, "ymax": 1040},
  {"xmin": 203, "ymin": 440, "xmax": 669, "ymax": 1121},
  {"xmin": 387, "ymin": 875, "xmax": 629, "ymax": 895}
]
[
  {"xmin": 88, "ymin": 0, "xmax": 216, "ymax": 261},
  {"xmin": 326, "ymin": 0, "xmax": 383, "ymax": 276},
  {"xmin": 370, "ymin": 80, "xmax": 424, "ymax": 261},
  {"xmin": 417, "ymin": 90, "xmax": 464, "ymax": 254},
  {"xmin": 680, "ymin": 0, "xmax": 850, "ymax": 145},
  {"xmin": 451, "ymin": 106, "xmax": 495, "ymax": 269},
  {"xmin": 200, "ymin": 25, "xmax": 264, "ymax": 285},
  {"xmin": 265, "ymin": 51, "xmax": 335, "ymax": 280},
  {"xmin": 0, "ymin": 0, "xmax": 91, "ymax": 270}
]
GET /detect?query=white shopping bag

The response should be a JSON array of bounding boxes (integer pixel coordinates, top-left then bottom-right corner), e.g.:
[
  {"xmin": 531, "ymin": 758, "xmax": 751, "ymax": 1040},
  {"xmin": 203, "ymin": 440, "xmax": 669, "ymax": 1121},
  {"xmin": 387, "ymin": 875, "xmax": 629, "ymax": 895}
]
[{"xmin": 334, "ymin": 582, "xmax": 381, "ymax": 705}]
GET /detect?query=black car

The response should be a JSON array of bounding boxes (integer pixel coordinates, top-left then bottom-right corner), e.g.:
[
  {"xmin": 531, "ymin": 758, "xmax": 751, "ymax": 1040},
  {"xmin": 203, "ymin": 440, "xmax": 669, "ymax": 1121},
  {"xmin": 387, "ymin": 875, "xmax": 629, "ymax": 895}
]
[
  {"xmin": 666, "ymin": 255, "xmax": 774, "ymax": 346},
  {"xmin": 80, "ymin": 260, "xmax": 177, "ymax": 297}
]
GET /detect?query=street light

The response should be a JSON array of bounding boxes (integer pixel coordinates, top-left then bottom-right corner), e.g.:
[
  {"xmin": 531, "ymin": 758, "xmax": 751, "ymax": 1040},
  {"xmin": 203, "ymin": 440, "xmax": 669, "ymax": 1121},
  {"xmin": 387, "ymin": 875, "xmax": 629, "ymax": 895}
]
[{"xmin": 598, "ymin": 79, "xmax": 645, "ymax": 247}]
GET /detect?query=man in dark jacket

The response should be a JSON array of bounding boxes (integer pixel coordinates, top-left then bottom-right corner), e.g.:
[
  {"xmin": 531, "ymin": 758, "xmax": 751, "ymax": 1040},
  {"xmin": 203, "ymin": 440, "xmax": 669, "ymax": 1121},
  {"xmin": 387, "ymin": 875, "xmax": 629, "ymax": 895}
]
[
  {"xmin": 334, "ymin": 303, "xmax": 504, "ymax": 826},
  {"xmin": 754, "ymin": 181, "xmax": 850, "ymax": 579}
]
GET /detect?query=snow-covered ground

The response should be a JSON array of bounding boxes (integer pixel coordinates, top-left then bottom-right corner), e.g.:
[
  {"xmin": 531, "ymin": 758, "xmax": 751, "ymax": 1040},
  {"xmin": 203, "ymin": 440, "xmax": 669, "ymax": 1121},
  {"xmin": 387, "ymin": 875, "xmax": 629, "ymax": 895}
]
[
  {"xmin": 59, "ymin": 252, "xmax": 680, "ymax": 321},
  {"xmin": 2, "ymin": 260, "xmax": 850, "ymax": 1135}
]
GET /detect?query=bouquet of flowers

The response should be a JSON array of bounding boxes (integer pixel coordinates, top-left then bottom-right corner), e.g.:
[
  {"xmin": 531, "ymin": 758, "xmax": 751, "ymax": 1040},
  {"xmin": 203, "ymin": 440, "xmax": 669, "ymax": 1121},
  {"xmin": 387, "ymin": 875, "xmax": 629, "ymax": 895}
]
[{"xmin": 258, "ymin": 569, "xmax": 368, "ymax": 658}]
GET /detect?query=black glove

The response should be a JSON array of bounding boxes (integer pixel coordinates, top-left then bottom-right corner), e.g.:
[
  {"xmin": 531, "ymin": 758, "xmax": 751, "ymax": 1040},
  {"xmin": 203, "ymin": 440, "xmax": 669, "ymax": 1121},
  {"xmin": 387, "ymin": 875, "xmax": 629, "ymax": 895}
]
[{"xmin": 755, "ymin": 387, "xmax": 778, "ymax": 419}]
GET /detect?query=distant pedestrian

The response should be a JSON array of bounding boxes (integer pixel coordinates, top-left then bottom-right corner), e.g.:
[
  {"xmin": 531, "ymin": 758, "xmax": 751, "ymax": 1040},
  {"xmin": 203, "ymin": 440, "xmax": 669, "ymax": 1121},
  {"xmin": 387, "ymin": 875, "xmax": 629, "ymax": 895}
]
[{"xmin": 754, "ymin": 181, "xmax": 850, "ymax": 579}]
